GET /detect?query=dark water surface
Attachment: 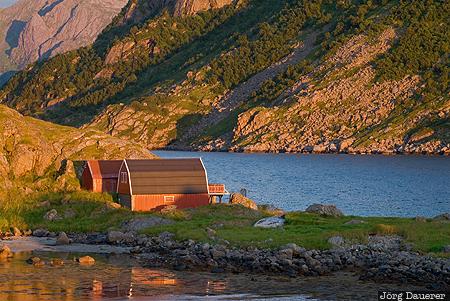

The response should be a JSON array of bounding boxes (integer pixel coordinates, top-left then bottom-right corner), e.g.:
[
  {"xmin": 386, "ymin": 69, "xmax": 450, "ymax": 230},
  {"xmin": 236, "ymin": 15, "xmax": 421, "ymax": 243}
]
[
  {"xmin": 0, "ymin": 252, "xmax": 423, "ymax": 300},
  {"xmin": 154, "ymin": 151, "xmax": 450, "ymax": 217}
]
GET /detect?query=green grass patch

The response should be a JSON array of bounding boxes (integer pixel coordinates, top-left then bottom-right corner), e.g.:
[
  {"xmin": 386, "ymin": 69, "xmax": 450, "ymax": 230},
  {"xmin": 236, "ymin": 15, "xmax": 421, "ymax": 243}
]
[
  {"xmin": 1, "ymin": 193, "xmax": 448, "ymax": 256},
  {"xmin": 141, "ymin": 205, "xmax": 450, "ymax": 255},
  {"xmin": 0, "ymin": 190, "xmax": 140, "ymax": 233}
]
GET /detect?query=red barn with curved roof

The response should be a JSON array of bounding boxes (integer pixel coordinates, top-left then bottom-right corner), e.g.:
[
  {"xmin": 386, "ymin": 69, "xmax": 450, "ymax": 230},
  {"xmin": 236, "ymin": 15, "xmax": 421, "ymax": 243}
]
[
  {"xmin": 81, "ymin": 160, "xmax": 122, "ymax": 193},
  {"xmin": 117, "ymin": 158, "xmax": 210, "ymax": 211}
]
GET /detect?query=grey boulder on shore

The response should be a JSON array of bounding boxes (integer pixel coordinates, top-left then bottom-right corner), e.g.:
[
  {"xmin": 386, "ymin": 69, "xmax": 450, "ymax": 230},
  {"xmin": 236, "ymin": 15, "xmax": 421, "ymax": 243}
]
[
  {"xmin": 305, "ymin": 204, "xmax": 344, "ymax": 217},
  {"xmin": 254, "ymin": 216, "xmax": 285, "ymax": 228}
]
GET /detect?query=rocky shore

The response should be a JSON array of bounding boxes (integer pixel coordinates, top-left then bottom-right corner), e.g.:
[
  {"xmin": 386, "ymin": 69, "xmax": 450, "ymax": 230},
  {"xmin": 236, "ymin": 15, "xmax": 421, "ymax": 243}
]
[
  {"xmin": 3, "ymin": 229, "xmax": 448, "ymax": 291},
  {"xmin": 166, "ymin": 143, "xmax": 450, "ymax": 156}
]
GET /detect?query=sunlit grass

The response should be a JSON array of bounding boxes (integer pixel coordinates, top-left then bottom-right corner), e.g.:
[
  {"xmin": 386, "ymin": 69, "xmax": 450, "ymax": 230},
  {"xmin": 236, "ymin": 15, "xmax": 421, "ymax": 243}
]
[
  {"xmin": 1, "ymin": 191, "xmax": 448, "ymax": 256},
  {"xmin": 142, "ymin": 207, "xmax": 450, "ymax": 255}
]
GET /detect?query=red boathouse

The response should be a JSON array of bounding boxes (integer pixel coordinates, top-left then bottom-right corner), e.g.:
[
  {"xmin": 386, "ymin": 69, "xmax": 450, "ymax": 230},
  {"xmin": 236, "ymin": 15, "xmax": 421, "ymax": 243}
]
[
  {"xmin": 117, "ymin": 158, "xmax": 210, "ymax": 211},
  {"xmin": 81, "ymin": 160, "xmax": 122, "ymax": 193}
]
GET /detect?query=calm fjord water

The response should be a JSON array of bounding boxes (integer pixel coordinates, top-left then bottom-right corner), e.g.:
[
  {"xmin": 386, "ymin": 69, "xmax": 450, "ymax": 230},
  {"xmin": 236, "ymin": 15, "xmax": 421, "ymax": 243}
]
[{"xmin": 154, "ymin": 151, "xmax": 450, "ymax": 217}]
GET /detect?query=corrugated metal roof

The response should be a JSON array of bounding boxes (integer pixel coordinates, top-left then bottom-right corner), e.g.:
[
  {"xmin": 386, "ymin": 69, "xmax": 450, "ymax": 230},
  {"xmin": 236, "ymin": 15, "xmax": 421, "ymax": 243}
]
[
  {"xmin": 126, "ymin": 159, "xmax": 208, "ymax": 195},
  {"xmin": 88, "ymin": 160, "xmax": 123, "ymax": 179}
]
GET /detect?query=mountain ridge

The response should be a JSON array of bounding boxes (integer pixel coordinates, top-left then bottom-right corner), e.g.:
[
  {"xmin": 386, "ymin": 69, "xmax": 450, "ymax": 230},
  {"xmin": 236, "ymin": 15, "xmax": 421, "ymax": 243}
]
[
  {"xmin": 1, "ymin": 0, "xmax": 448, "ymax": 155},
  {"xmin": 0, "ymin": 0, "xmax": 128, "ymax": 83}
]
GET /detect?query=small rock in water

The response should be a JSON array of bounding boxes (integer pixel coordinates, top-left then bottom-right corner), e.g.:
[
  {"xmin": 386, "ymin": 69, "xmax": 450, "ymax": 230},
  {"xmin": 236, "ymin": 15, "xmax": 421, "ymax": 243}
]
[
  {"xmin": 56, "ymin": 232, "xmax": 70, "ymax": 245},
  {"xmin": 254, "ymin": 216, "xmax": 285, "ymax": 228},
  {"xmin": 0, "ymin": 245, "xmax": 13, "ymax": 259},
  {"xmin": 77, "ymin": 256, "xmax": 95, "ymax": 265},
  {"xmin": 50, "ymin": 258, "xmax": 64, "ymax": 266},
  {"xmin": 344, "ymin": 219, "xmax": 366, "ymax": 225},
  {"xmin": 305, "ymin": 204, "xmax": 344, "ymax": 217},
  {"xmin": 27, "ymin": 257, "xmax": 45, "ymax": 267}
]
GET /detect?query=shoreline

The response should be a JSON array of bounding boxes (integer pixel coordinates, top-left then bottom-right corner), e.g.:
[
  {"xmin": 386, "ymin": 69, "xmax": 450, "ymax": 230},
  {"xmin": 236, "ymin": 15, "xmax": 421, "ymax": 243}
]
[
  {"xmin": 2, "ymin": 233, "xmax": 449, "ymax": 291},
  {"xmin": 158, "ymin": 146, "xmax": 450, "ymax": 156}
]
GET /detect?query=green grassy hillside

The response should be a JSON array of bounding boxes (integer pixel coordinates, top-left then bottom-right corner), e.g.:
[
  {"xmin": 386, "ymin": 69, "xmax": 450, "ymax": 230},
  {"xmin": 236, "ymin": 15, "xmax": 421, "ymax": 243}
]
[{"xmin": 0, "ymin": 104, "xmax": 153, "ymax": 191}]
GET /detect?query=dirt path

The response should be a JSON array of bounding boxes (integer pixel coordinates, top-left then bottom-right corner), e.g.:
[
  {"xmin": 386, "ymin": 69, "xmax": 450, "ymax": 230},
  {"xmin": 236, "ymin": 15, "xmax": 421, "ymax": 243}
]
[{"xmin": 179, "ymin": 30, "xmax": 321, "ymax": 144}]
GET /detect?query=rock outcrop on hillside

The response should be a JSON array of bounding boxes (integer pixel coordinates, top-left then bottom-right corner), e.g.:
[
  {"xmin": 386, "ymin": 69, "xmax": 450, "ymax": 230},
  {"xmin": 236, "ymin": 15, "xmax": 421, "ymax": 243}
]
[
  {"xmin": 173, "ymin": 0, "xmax": 233, "ymax": 16},
  {"xmin": 88, "ymin": 27, "xmax": 449, "ymax": 155},
  {"xmin": 202, "ymin": 28, "xmax": 450, "ymax": 155},
  {"xmin": 119, "ymin": 0, "xmax": 233, "ymax": 24},
  {"xmin": 0, "ymin": 0, "xmax": 127, "ymax": 79},
  {"xmin": 0, "ymin": 105, "xmax": 153, "ymax": 189}
]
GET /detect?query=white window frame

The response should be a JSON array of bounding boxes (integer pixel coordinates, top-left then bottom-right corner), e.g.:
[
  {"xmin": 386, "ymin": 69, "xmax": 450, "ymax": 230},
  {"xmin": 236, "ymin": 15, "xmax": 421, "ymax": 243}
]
[
  {"xmin": 164, "ymin": 196, "xmax": 175, "ymax": 204},
  {"xmin": 121, "ymin": 172, "xmax": 127, "ymax": 183}
]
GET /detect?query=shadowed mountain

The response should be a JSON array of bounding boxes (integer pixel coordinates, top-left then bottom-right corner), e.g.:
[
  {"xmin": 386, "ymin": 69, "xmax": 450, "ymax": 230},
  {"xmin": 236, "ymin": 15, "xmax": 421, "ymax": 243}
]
[{"xmin": 0, "ymin": 0, "xmax": 128, "ymax": 77}]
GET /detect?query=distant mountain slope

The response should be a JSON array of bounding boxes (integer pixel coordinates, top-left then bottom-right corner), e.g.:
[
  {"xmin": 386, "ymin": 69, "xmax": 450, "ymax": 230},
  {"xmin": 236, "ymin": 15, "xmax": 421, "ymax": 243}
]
[
  {"xmin": 0, "ymin": 0, "xmax": 128, "ymax": 85},
  {"xmin": 1, "ymin": 0, "xmax": 449, "ymax": 155}
]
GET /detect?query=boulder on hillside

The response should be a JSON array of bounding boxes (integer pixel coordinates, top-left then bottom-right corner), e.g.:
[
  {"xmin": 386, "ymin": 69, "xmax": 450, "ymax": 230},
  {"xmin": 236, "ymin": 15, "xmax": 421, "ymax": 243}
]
[
  {"xmin": 305, "ymin": 204, "xmax": 344, "ymax": 217},
  {"xmin": 44, "ymin": 209, "xmax": 61, "ymax": 221},
  {"xmin": 122, "ymin": 216, "xmax": 173, "ymax": 232},
  {"xmin": 229, "ymin": 193, "xmax": 258, "ymax": 210},
  {"xmin": 344, "ymin": 219, "xmax": 366, "ymax": 225},
  {"xmin": 254, "ymin": 216, "xmax": 285, "ymax": 228},
  {"xmin": 328, "ymin": 236, "xmax": 345, "ymax": 247},
  {"xmin": 258, "ymin": 204, "xmax": 285, "ymax": 216},
  {"xmin": 433, "ymin": 213, "xmax": 449, "ymax": 221}
]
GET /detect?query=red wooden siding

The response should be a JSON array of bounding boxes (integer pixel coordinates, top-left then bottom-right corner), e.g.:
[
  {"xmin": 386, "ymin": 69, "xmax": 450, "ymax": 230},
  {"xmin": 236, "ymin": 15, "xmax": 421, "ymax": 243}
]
[
  {"xmin": 132, "ymin": 194, "xmax": 209, "ymax": 211},
  {"xmin": 81, "ymin": 165, "xmax": 94, "ymax": 191},
  {"xmin": 81, "ymin": 160, "xmax": 122, "ymax": 193}
]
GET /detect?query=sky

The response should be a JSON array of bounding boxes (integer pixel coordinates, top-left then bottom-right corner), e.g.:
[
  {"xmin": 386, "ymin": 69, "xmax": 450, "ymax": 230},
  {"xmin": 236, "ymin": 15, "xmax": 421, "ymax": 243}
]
[{"xmin": 0, "ymin": 0, "xmax": 17, "ymax": 8}]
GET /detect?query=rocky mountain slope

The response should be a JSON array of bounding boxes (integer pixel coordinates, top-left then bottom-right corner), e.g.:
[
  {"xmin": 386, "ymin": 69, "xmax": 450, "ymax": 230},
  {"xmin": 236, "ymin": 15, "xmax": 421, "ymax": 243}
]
[
  {"xmin": 1, "ymin": 0, "xmax": 448, "ymax": 155},
  {"xmin": 0, "ymin": 0, "xmax": 128, "ymax": 84},
  {"xmin": 0, "ymin": 104, "xmax": 153, "ymax": 190}
]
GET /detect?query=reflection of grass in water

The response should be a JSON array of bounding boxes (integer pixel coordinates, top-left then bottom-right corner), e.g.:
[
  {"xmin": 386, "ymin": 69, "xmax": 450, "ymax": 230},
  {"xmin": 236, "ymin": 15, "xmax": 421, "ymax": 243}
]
[{"xmin": 1, "ymin": 192, "xmax": 449, "ymax": 257}]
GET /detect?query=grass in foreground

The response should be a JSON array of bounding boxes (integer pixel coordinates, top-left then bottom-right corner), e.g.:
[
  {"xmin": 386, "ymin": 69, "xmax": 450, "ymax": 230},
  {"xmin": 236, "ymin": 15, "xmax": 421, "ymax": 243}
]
[
  {"xmin": 1, "ymin": 191, "xmax": 448, "ymax": 256},
  {"xmin": 143, "ymin": 205, "xmax": 450, "ymax": 256},
  {"xmin": 0, "ymin": 190, "xmax": 136, "ymax": 233}
]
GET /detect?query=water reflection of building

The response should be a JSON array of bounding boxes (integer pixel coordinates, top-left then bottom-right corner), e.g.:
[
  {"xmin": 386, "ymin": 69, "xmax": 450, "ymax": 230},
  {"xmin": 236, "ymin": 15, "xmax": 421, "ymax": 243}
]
[
  {"xmin": 126, "ymin": 268, "xmax": 178, "ymax": 298},
  {"xmin": 1, "ymin": 255, "xmax": 232, "ymax": 300},
  {"xmin": 132, "ymin": 268, "xmax": 177, "ymax": 286},
  {"xmin": 206, "ymin": 280, "xmax": 228, "ymax": 295}
]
